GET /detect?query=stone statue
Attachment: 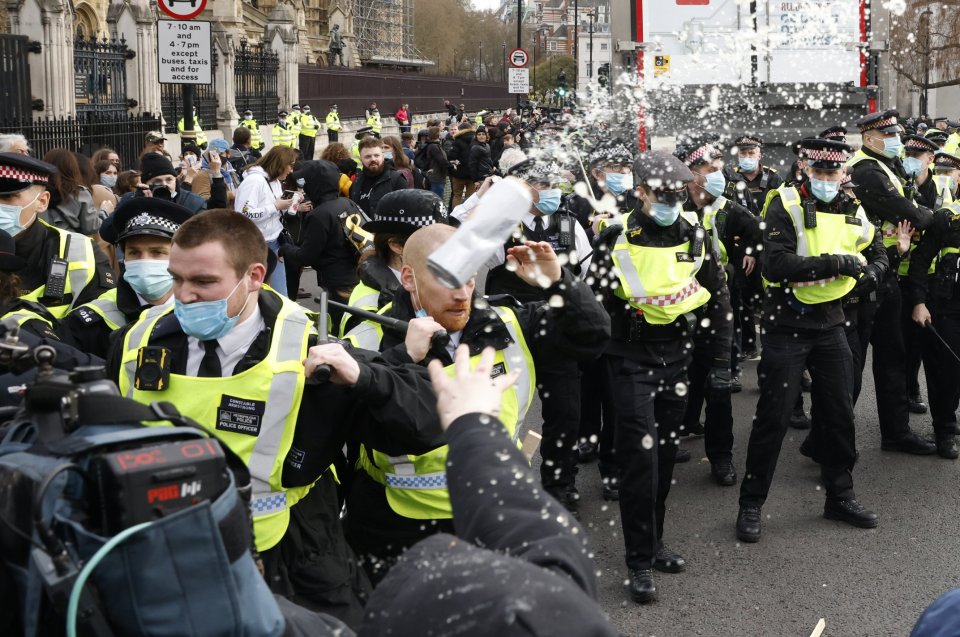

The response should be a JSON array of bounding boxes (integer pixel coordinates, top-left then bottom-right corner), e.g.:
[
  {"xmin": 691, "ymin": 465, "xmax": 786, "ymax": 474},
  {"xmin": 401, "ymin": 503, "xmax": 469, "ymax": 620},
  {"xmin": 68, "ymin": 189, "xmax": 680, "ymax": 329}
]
[{"xmin": 329, "ymin": 24, "xmax": 345, "ymax": 66}]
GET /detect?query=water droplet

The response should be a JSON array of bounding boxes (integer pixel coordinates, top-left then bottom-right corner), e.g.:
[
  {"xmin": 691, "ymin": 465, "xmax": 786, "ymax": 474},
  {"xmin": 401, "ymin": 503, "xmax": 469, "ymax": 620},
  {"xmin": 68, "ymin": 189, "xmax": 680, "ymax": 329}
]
[
  {"xmin": 641, "ymin": 434, "xmax": 654, "ymax": 450},
  {"xmin": 675, "ymin": 382, "xmax": 688, "ymax": 396}
]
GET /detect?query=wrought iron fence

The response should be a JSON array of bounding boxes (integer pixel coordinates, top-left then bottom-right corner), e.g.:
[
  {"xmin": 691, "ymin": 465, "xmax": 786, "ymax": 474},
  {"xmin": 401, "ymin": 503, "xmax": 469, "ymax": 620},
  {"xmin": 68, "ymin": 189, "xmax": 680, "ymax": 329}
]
[
  {"xmin": 235, "ymin": 38, "xmax": 280, "ymax": 124},
  {"xmin": 0, "ymin": 34, "xmax": 32, "ymax": 121},
  {"xmin": 160, "ymin": 49, "xmax": 219, "ymax": 131},
  {"xmin": 0, "ymin": 113, "xmax": 162, "ymax": 170},
  {"xmin": 73, "ymin": 35, "xmax": 133, "ymax": 117}
]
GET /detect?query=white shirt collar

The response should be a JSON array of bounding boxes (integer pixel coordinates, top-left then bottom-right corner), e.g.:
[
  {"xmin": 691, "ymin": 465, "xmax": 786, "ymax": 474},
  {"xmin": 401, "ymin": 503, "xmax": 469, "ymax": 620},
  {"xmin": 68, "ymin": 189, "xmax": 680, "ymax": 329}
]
[{"xmin": 217, "ymin": 303, "xmax": 263, "ymax": 355}]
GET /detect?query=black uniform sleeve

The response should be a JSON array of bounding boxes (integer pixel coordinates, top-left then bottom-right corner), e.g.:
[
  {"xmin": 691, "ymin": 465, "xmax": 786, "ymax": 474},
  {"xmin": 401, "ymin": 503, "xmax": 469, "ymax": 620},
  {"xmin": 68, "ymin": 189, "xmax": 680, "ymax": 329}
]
[
  {"xmin": 851, "ymin": 162, "xmax": 934, "ymax": 230},
  {"xmin": 56, "ymin": 312, "xmax": 113, "ymax": 360},
  {"xmin": 724, "ymin": 200, "xmax": 762, "ymax": 254},
  {"xmin": 511, "ymin": 268, "xmax": 611, "ymax": 363},
  {"xmin": 762, "ymin": 197, "xmax": 843, "ymax": 283},
  {"xmin": 74, "ymin": 241, "xmax": 116, "ymax": 307},
  {"xmin": 862, "ymin": 224, "xmax": 889, "ymax": 273},
  {"xmin": 445, "ymin": 413, "xmax": 599, "ymax": 599},
  {"xmin": 205, "ymin": 175, "xmax": 228, "ymax": 209},
  {"xmin": 696, "ymin": 233, "xmax": 734, "ymax": 367},
  {"xmin": 905, "ymin": 211, "xmax": 948, "ymax": 307}
]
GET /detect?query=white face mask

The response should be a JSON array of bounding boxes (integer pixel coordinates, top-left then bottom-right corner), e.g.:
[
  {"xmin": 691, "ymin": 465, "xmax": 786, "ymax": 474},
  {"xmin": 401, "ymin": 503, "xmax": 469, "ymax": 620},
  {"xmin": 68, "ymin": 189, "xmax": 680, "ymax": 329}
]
[{"xmin": 0, "ymin": 190, "xmax": 41, "ymax": 236}]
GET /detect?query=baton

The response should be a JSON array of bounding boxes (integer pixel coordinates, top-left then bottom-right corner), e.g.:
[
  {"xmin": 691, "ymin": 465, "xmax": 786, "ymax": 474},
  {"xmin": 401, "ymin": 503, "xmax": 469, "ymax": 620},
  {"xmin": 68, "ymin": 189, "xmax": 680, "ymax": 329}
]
[
  {"xmin": 925, "ymin": 321, "xmax": 960, "ymax": 365},
  {"xmin": 319, "ymin": 297, "xmax": 451, "ymax": 351},
  {"xmin": 313, "ymin": 289, "xmax": 332, "ymax": 382}
]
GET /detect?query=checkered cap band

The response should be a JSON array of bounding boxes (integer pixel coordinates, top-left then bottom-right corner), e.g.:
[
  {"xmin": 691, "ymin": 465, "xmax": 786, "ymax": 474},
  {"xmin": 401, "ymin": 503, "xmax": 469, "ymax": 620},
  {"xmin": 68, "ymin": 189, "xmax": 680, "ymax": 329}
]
[
  {"xmin": 374, "ymin": 214, "xmax": 435, "ymax": 228},
  {"xmin": 124, "ymin": 212, "xmax": 182, "ymax": 234},
  {"xmin": 861, "ymin": 116, "xmax": 897, "ymax": 131},
  {"xmin": 906, "ymin": 138, "xmax": 934, "ymax": 150},
  {"xmin": 935, "ymin": 154, "xmax": 960, "ymax": 169},
  {"xmin": 822, "ymin": 131, "xmax": 846, "ymax": 139},
  {"xmin": 736, "ymin": 136, "xmax": 761, "ymax": 147},
  {"xmin": 385, "ymin": 472, "xmax": 448, "ymax": 490},
  {"xmin": 632, "ymin": 280, "xmax": 702, "ymax": 307},
  {"xmin": 683, "ymin": 144, "xmax": 713, "ymax": 166},
  {"xmin": 250, "ymin": 492, "xmax": 287, "ymax": 514},
  {"xmin": 801, "ymin": 147, "xmax": 849, "ymax": 162},
  {"xmin": 0, "ymin": 165, "xmax": 48, "ymax": 184}
]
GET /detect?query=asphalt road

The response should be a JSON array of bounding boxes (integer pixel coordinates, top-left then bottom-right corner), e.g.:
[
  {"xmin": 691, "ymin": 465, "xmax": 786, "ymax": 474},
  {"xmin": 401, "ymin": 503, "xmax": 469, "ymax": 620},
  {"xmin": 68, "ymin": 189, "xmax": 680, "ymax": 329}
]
[{"xmin": 299, "ymin": 275, "xmax": 958, "ymax": 637}]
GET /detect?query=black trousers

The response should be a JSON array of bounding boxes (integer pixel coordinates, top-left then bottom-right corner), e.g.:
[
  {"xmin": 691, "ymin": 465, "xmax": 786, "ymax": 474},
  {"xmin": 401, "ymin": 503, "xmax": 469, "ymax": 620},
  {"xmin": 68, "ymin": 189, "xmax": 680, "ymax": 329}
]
[
  {"xmin": 607, "ymin": 352, "xmax": 688, "ymax": 570},
  {"xmin": 327, "ymin": 130, "xmax": 339, "ymax": 143},
  {"xmin": 740, "ymin": 326, "xmax": 857, "ymax": 508},
  {"xmin": 901, "ymin": 279, "xmax": 925, "ymax": 398},
  {"xmin": 538, "ymin": 358, "xmax": 582, "ymax": 491},
  {"xmin": 578, "ymin": 354, "xmax": 618, "ymax": 480},
  {"xmin": 299, "ymin": 135, "xmax": 317, "ymax": 161},
  {"xmin": 682, "ymin": 333, "xmax": 734, "ymax": 463},
  {"xmin": 867, "ymin": 278, "xmax": 912, "ymax": 441},
  {"xmin": 922, "ymin": 302, "xmax": 960, "ymax": 438}
]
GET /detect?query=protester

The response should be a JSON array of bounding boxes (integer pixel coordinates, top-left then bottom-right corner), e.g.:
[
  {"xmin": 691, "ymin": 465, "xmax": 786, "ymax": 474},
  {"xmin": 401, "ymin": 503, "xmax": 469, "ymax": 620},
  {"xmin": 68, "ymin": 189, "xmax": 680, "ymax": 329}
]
[{"xmin": 350, "ymin": 136, "xmax": 408, "ymax": 215}]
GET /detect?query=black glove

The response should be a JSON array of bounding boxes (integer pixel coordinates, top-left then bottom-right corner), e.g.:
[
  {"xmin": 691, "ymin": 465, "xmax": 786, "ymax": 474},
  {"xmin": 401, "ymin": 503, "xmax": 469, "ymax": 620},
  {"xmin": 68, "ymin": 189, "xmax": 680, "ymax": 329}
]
[
  {"xmin": 850, "ymin": 262, "xmax": 882, "ymax": 297},
  {"xmin": 835, "ymin": 254, "xmax": 863, "ymax": 278},
  {"xmin": 706, "ymin": 367, "xmax": 732, "ymax": 399},
  {"xmin": 593, "ymin": 222, "xmax": 623, "ymax": 252}
]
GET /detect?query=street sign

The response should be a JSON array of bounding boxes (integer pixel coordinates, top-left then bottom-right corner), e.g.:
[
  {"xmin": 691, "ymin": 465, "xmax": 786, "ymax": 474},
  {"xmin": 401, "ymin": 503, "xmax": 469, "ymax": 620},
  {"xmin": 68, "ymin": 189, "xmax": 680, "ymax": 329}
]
[
  {"xmin": 158, "ymin": 20, "xmax": 212, "ymax": 84},
  {"xmin": 509, "ymin": 48, "xmax": 529, "ymax": 68},
  {"xmin": 508, "ymin": 67, "xmax": 530, "ymax": 94},
  {"xmin": 654, "ymin": 54, "xmax": 671, "ymax": 77},
  {"xmin": 158, "ymin": 0, "xmax": 208, "ymax": 21}
]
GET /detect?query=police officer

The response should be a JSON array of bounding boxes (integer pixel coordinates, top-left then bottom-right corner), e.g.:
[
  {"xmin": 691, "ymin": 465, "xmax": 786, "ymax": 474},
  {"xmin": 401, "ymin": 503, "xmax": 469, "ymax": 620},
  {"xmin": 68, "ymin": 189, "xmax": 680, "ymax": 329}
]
[
  {"xmin": 675, "ymin": 139, "xmax": 761, "ymax": 485},
  {"xmin": 343, "ymin": 221, "xmax": 609, "ymax": 581},
  {"xmin": 732, "ymin": 135, "xmax": 783, "ymax": 212},
  {"xmin": 0, "ymin": 153, "xmax": 114, "ymax": 319},
  {"xmin": 351, "ymin": 126, "xmax": 378, "ymax": 167},
  {"xmin": 594, "ymin": 151, "xmax": 732, "ymax": 603},
  {"xmin": 484, "ymin": 158, "xmax": 592, "ymax": 513},
  {"xmin": 926, "ymin": 128, "xmax": 950, "ymax": 150},
  {"xmin": 298, "ymin": 105, "xmax": 321, "ymax": 160},
  {"xmin": 59, "ymin": 198, "xmax": 192, "ymax": 358},
  {"xmin": 905, "ymin": 191, "xmax": 960, "ymax": 458},
  {"xmin": 107, "ymin": 209, "xmax": 440, "ymax": 626},
  {"xmin": 339, "ymin": 189, "xmax": 448, "ymax": 338},
  {"xmin": 737, "ymin": 138, "xmax": 884, "ymax": 544},
  {"xmin": 366, "ymin": 106, "xmax": 382, "ymax": 136},
  {"xmin": 176, "ymin": 106, "xmax": 208, "ymax": 149},
  {"xmin": 289, "ymin": 104, "xmax": 303, "ymax": 139},
  {"xmin": 240, "ymin": 109, "xmax": 265, "ymax": 151},
  {"xmin": 272, "ymin": 110, "xmax": 296, "ymax": 149},
  {"xmin": 326, "ymin": 104, "xmax": 342, "ymax": 143},
  {"xmin": 848, "ymin": 109, "xmax": 937, "ymax": 455}
]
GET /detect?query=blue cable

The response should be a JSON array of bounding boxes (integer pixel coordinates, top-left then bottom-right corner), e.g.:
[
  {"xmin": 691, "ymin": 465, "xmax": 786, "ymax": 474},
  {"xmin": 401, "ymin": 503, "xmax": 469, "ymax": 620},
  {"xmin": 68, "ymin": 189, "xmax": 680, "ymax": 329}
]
[{"xmin": 65, "ymin": 520, "xmax": 154, "ymax": 637}]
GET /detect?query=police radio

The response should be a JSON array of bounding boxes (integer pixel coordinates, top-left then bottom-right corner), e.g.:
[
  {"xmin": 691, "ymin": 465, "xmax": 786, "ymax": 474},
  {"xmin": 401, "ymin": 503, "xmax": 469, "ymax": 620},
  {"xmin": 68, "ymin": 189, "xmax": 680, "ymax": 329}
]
[
  {"xmin": 557, "ymin": 213, "xmax": 574, "ymax": 249},
  {"xmin": 803, "ymin": 199, "xmax": 818, "ymax": 229},
  {"xmin": 44, "ymin": 256, "xmax": 69, "ymax": 302}
]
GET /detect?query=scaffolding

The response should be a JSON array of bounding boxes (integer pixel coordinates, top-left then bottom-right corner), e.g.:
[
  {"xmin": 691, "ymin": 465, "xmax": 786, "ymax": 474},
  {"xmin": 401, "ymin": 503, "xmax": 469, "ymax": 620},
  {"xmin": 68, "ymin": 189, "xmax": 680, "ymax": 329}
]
[{"xmin": 352, "ymin": 0, "xmax": 425, "ymax": 67}]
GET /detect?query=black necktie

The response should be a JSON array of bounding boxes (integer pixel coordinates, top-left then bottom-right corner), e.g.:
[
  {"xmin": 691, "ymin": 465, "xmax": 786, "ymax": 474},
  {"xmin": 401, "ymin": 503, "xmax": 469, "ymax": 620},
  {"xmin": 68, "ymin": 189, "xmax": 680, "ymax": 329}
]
[
  {"xmin": 198, "ymin": 340, "xmax": 222, "ymax": 378},
  {"xmin": 532, "ymin": 216, "xmax": 544, "ymax": 237}
]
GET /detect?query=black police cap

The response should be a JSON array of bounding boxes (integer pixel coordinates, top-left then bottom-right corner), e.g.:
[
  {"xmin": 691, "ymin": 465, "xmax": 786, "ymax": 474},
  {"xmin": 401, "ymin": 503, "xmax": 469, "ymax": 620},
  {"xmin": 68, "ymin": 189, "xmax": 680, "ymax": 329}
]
[
  {"xmin": 101, "ymin": 197, "xmax": 193, "ymax": 245},
  {"xmin": 856, "ymin": 109, "xmax": 900, "ymax": 134},
  {"xmin": 0, "ymin": 152, "xmax": 56, "ymax": 197},
  {"xmin": 634, "ymin": 151, "xmax": 694, "ymax": 189},
  {"xmin": 506, "ymin": 157, "xmax": 565, "ymax": 185},
  {"xmin": 363, "ymin": 189, "xmax": 448, "ymax": 235},
  {"xmin": 904, "ymin": 134, "xmax": 939, "ymax": 154},
  {"xmin": 933, "ymin": 151, "xmax": 960, "ymax": 171},
  {"xmin": 925, "ymin": 129, "xmax": 949, "ymax": 144},
  {"xmin": 793, "ymin": 138, "xmax": 853, "ymax": 170},
  {"xmin": 673, "ymin": 138, "xmax": 721, "ymax": 168},
  {"xmin": 819, "ymin": 126, "xmax": 848, "ymax": 141},
  {"xmin": 734, "ymin": 134, "xmax": 763, "ymax": 149}
]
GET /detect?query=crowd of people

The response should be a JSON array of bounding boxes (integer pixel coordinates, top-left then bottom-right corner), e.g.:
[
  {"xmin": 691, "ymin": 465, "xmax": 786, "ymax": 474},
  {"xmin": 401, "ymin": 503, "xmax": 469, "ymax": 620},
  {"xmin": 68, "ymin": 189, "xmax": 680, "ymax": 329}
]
[{"xmin": 0, "ymin": 101, "xmax": 958, "ymax": 635}]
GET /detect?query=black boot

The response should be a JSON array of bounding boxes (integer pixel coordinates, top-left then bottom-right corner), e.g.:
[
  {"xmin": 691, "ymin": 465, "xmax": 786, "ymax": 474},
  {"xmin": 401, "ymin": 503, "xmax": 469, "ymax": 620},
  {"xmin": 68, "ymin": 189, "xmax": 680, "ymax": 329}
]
[
  {"xmin": 710, "ymin": 459, "xmax": 737, "ymax": 486},
  {"xmin": 674, "ymin": 448, "xmax": 691, "ymax": 463},
  {"xmin": 789, "ymin": 408, "xmax": 811, "ymax": 430},
  {"xmin": 823, "ymin": 498, "xmax": 878, "ymax": 528},
  {"xmin": 653, "ymin": 545, "xmax": 686, "ymax": 573},
  {"xmin": 908, "ymin": 394, "xmax": 929, "ymax": 415},
  {"xmin": 881, "ymin": 431, "xmax": 936, "ymax": 455},
  {"xmin": 626, "ymin": 568, "xmax": 657, "ymax": 603},
  {"xmin": 937, "ymin": 435, "xmax": 959, "ymax": 460},
  {"xmin": 736, "ymin": 505, "xmax": 762, "ymax": 543},
  {"xmin": 601, "ymin": 476, "xmax": 620, "ymax": 501}
]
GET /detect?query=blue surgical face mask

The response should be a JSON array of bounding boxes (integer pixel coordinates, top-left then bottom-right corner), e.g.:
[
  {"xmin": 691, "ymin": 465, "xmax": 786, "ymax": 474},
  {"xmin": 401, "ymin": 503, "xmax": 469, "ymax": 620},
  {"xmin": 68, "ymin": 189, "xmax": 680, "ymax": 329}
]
[
  {"xmin": 902, "ymin": 156, "xmax": 924, "ymax": 177},
  {"xmin": 535, "ymin": 188, "xmax": 562, "ymax": 215},
  {"xmin": 0, "ymin": 190, "xmax": 41, "ymax": 237},
  {"xmin": 604, "ymin": 172, "xmax": 633, "ymax": 196},
  {"xmin": 738, "ymin": 157, "xmax": 758, "ymax": 173},
  {"xmin": 174, "ymin": 276, "xmax": 250, "ymax": 341},
  {"xmin": 810, "ymin": 177, "xmax": 840, "ymax": 203},
  {"xmin": 703, "ymin": 170, "xmax": 726, "ymax": 197},
  {"xmin": 100, "ymin": 174, "xmax": 118, "ymax": 188},
  {"xmin": 123, "ymin": 258, "xmax": 173, "ymax": 301},
  {"xmin": 649, "ymin": 201, "xmax": 682, "ymax": 227},
  {"xmin": 384, "ymin": 151, "xmax": 394, "ymax": 160},
  {"xmin": 882, "ymin": 136, "xmax": 903, "ymax": 159}
]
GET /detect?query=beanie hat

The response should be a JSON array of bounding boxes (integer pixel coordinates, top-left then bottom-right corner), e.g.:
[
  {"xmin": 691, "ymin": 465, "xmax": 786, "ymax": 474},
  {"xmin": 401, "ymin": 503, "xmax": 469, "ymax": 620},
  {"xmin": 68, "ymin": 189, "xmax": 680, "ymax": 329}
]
[{"xmin": 140, "ymin": 153, "xmax": 177, "ymax": 183}]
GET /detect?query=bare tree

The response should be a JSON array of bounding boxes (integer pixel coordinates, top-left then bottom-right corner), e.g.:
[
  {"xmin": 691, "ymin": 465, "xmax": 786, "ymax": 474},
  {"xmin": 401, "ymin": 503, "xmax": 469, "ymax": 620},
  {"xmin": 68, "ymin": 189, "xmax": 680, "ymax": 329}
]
[{"xmin": 889, "ymin": 0, "xmax": 960, "ymax": 110}]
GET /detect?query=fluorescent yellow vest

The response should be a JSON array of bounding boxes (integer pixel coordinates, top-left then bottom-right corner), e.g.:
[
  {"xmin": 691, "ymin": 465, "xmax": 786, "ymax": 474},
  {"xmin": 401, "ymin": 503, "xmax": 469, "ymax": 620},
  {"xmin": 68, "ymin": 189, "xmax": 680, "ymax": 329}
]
[
  {"xmin": 271, "ymin": 122, "xmax": 295, "ymax": 148},
  {"xmin": 240, "ymin": 119, "xmax": 264, "ymax": 150},
  {"xmin": 326, "ymin": 112, "xmax": 341, "ymax": 131},
  {"xmin": 766, "ymin": 186, "xmax": 875, "ymax": 304},
  {"xmin": 354, "ymin": 305, "xmax": 535, "ymax": 520},
  {"xmin": 936, "ymin": 201, "xmax": 960, "ymax": 266},
  {"xmin": 20, "ymin": 220, "xmax": 98, "ymax": 319},
  {"xmin": 117, "ymin": 290, "xmax": 314, "ymax": 551},
  {"xmin": 703, "ymin": 197, "xmax": 729, "ymax": 266},
  {"xmin": 339, "ymin": 281, "xmax": 384, "ymax": 339},
  {"xmin": 602, "ymin": 210, "xmax": 712, "ymax": 325},
  {"xmin": 72, "ymin": 288, "xmax": 126, "ymax": 331},
  {"xmin": 177, "ymin": 117, "xmax": 208, "ymax": 146},
  {"xmin": 367, "ymin": 114, "xmax": 382, "ymax": 134},
  {"xmin": 1, "ymin": 304, "xmax": 55, "ymax": 330},
  {"xmin": 299, "ymin": 114, "xmax": 320, "ymax": 137}
]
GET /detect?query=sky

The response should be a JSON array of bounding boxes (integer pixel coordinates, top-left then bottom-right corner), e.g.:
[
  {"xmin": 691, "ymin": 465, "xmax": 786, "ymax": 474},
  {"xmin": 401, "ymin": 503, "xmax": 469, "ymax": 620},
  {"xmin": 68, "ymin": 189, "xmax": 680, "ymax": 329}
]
[{"xmin": 471, "ymin": 0, "xmax": 501, "ymax": 11}]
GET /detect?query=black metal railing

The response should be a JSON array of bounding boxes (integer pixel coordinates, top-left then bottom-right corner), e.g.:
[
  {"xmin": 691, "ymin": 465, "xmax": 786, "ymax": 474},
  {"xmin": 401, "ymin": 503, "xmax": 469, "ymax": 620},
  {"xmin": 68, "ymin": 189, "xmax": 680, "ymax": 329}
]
[
  {"xmin": 0, "ymin": 113, "xmax": 162, "ymax": 170},
  {"xmin": 74, "ymin": 35, "xmax": 133, "ymax": 117},
  {"xmin": 0, "ymin": 34, "xmax": 32, "ymax": 121},
  {"xmin": 160, "ymin": 49, "xmax": 219, "ymax": 131},
  {"xmin": 235, "ymin": 38, "xmax": 280, "ymax": 124}
]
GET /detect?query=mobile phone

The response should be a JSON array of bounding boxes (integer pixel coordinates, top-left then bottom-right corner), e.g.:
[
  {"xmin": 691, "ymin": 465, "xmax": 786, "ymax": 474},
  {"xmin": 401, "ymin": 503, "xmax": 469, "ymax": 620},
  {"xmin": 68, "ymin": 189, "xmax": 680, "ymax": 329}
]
[
  {"xmin": 281, "ymin": 190, "xmax": 296, "ymax": 199},
  {"xmin": 186, "ymin": 155, "xmax": 197, "ymax": 167}
]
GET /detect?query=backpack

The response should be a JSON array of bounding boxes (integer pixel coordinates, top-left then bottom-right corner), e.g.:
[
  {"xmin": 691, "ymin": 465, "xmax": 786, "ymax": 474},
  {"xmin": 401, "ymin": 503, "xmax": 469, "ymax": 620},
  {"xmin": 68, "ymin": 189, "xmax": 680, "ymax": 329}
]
[{"xmin": 414, "ymin": 144, "xmax": 432, "ymax": 172}]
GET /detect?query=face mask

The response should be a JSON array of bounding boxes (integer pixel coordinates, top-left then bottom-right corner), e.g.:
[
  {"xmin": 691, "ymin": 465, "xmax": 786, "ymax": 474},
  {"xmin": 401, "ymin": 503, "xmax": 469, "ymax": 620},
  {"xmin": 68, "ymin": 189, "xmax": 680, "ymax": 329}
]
[
  {"xmin": 101, "ymin": 174, "xmax": 118, "ymax": 188},
  {"xmin": 882, "ymin": 136, "xmax": 903, "ymax": 159},
  {"xmin": 174, "ymin": 276, "xmax": 250, "ymax": 341},
  {"xmin": 0, "ymin": 190, "xmax": 41, "ymax": 236},
  {"xmin": 902, "ymin": 156, "xmax": 924, "ymax": 177},
  {"xmin": 649, "ymin": 201, "xmax": 682, "ymax": 227},
  {"xmin": 383, "ymin": 151, "xmax": 394, "ymax": 160},
  {"xmin": 738, "ymin": 157, "xmax": 758, "ymax": 173},
  {"xmin": 604, "ymin": 172, "xmax": 633, "ymax": 196},
  {"xmin": 123, "ymin": 258, "xmax": 173, "ymax": 301},
  {"xmin": 703, "ymin": 170, "xmax": 726, "ymax": 197},
  {"xmin": 810, "ymin": 178, "xmax": 840, "ymax": 203},
  {"xmin": 534, "ymin": 188, "xmax": 562, "ymax": 215}
]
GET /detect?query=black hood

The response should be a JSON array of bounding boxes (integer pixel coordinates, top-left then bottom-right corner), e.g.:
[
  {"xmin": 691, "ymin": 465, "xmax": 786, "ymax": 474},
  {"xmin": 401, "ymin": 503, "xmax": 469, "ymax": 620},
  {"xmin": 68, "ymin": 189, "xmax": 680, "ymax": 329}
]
[{"xmin": 293, "ymin": 160, "xmax": 342, "ymax": 204}]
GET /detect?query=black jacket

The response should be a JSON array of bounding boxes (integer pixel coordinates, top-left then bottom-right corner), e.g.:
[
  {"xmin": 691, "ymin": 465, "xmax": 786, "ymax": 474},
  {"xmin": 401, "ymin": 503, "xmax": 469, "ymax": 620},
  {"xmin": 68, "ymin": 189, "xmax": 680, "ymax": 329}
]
[
  {"xmin": 850, "ymin": 146, "xmax": 934, "ymax": 233},
  {"xmin": 761, "ymin": 185, "xmax": 888, "ymax": 331},
  {"xmin": 904, "ymin": 207, "xmax": 960, "ymax": 308},
  {"xmin": 118, "ymin": 185, "xmax": 214, "ymax": 214},
  {"xmin": 468, "ymin": 140, "xmax": 493, "ymax": 182},
  {"xmin": 280, "ymin": 160, "xmax": 360, "ymax": 292},
  {"xmin": 734, "ymin": 164, "xmax": 783, "ymax": 213},
  {"xmin": 357, "ymin": 413, "xmax": 618, "ymax": 637},
  {"xmin": 447, "ymin": 130, "xmax": 475, "ymax": 179},
  {"xmin": 349, "ymin": 167, "xmax": 408, "ymax": 215},
  {"xmin": 58, "ymin": 277, "xmax": 150, "ymax": 359}
]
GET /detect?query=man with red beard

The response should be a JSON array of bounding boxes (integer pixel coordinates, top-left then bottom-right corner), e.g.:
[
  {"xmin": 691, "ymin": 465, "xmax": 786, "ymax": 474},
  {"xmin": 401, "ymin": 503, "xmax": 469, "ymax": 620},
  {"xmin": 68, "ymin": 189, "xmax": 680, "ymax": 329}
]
[{"xmin": 342, "ymin": 223, "xmax": 610, "ymax": 583}]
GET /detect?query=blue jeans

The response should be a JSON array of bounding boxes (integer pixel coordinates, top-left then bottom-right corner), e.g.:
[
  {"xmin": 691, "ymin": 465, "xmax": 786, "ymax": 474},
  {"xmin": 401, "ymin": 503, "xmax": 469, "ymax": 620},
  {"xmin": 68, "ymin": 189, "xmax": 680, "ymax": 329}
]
[
  {"xmin": 267, "ymin": 237, "xmax": 288, "ymax": 297},
  {"xmin": 429, "ymin": 180, "xmax": 445, "ymax": 198}
]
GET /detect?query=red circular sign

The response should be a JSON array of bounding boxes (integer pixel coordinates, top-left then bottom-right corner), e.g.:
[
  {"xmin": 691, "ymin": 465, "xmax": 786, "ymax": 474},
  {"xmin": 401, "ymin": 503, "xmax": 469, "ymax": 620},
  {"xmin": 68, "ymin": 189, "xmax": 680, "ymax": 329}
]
[
  {"xmin": 158, "ymin": 0, "xmax": 208, "ymax": 21},
  {"xmin": 509, "ymin": 48, "xmax": 529, "ymax": 68}
]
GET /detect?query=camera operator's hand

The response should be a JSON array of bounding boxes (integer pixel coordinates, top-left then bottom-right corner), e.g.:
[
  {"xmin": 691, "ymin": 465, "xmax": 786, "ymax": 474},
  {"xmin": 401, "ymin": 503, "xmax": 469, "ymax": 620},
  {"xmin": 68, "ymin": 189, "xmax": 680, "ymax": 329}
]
[
  {"xmin": 304, "ymin": 343, "xmax": 360, "ymax": 385},
  {"xmin": 427, "ymin": 345, "xmax": 518, "ymax": 431},
  {"xmin": 137, "ymin": 184, "xmax": 152, "ymax": 198},
  {"xmin": 506, "ymin": 241, "xmax": 562, "ymax": 288}
]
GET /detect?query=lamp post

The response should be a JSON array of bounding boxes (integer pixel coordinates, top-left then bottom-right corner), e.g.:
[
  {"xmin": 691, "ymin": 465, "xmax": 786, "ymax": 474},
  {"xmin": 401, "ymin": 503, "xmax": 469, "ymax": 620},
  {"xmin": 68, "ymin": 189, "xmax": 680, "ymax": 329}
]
[
  {"xmin": 920, "ymin": 8, "xmax": 934, "ymax": 116},
  {"xmin": 502, "ymin": 41, "xmax": 506, "ymax": 83},
  {"xmin": 516, "ymin": 0, "xmax": 523, "ymax": 108},
  {"xmin": 589, "ymin": 10, "xmax": 594, "ymax": 80},
  {"xmin": 479, "ymin": 40, "xmax": 483, "ymax": 81},
  {"xmin": 573, "ymin": 0, "xmax": 578, "ymax": 90}
]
